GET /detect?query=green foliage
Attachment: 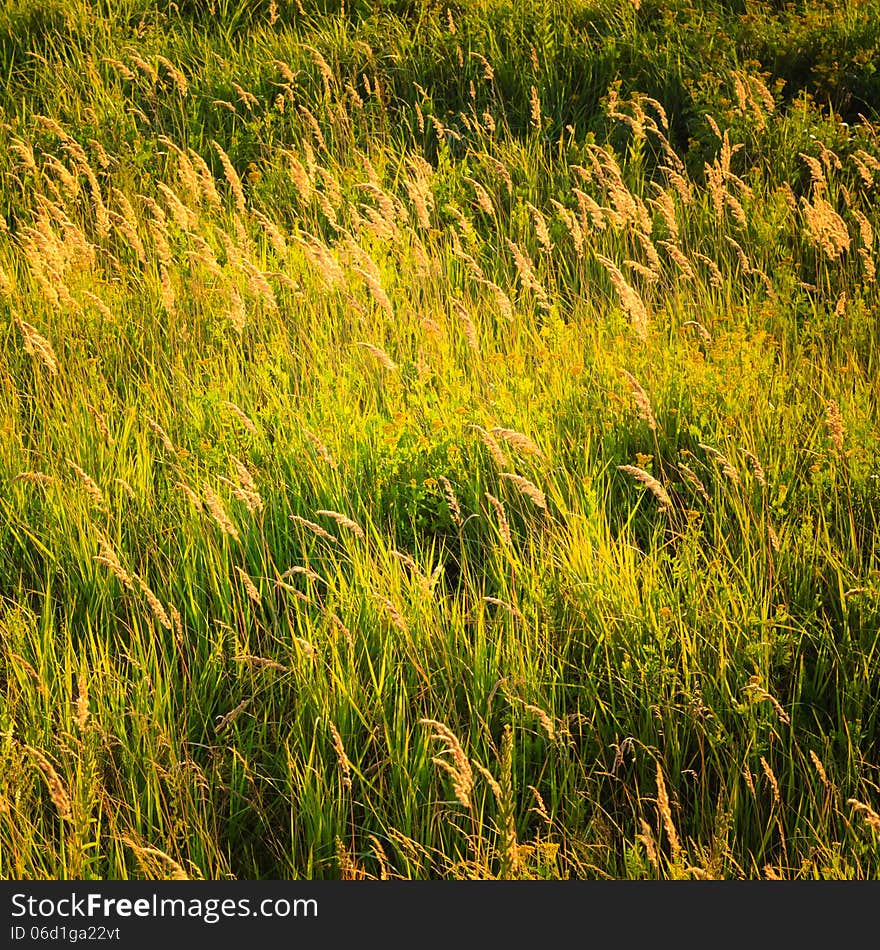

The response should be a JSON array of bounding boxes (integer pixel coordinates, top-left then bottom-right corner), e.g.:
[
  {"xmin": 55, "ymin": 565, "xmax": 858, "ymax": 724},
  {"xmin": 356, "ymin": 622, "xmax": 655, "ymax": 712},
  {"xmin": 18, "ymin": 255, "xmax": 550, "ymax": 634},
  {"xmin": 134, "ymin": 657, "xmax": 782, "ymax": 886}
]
[{"xmin": 1, "ymin": 0, "xmax": 880, "ymax": 881}]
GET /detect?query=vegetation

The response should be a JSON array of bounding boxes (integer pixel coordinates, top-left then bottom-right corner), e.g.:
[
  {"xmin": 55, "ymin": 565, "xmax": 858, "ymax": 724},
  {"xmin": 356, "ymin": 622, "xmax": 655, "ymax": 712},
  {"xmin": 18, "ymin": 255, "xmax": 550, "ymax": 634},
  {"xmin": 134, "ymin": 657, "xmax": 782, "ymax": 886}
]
[{"xmin": 2, "ymin": 0, "xmax": 880, "ymax": 879}]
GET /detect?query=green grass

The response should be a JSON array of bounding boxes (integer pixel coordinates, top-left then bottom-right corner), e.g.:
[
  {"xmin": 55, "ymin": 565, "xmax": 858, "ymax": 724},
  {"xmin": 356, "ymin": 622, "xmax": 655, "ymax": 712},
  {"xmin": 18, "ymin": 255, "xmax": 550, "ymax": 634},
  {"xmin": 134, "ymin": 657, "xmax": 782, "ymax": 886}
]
[{"xmin": 1, "ymin": 0, "xmax": 880, "ymax": 879}]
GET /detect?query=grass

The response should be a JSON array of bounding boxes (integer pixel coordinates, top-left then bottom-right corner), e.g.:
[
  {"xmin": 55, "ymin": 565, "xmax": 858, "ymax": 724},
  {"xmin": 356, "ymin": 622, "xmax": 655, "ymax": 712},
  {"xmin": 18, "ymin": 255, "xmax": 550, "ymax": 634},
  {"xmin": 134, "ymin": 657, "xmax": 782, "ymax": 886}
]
[{"xmin": 1, "ymin": 0, "xmax": 880, "ymax": 880}]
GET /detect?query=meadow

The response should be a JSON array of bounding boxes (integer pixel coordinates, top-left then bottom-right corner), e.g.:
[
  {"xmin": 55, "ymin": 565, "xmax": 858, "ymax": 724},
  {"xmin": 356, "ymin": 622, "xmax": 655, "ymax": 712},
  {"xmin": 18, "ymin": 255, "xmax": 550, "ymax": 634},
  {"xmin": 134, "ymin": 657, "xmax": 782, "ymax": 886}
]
[{"xmin": 1, "ymin": 0, "xmax": 880, "ymax": 879}]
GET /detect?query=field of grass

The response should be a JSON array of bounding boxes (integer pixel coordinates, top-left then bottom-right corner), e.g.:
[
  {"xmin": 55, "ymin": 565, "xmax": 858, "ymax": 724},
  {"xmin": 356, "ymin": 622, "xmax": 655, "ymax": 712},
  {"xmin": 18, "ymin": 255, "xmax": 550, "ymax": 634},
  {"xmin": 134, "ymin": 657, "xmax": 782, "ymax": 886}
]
[{"xmin": 2, "ymin": 0, "xmax": 880, "ymax": 880}]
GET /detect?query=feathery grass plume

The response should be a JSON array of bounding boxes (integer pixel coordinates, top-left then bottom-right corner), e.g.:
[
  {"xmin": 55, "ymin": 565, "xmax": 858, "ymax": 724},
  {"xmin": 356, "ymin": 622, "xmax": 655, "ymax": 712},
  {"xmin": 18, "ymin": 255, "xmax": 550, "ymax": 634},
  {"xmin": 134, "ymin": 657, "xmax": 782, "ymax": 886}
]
[
  {"xmin": 596, "ymin": 255, "xmax": 648, "ymax": 341},
  {"xmin": 496, "ymin": 724, "xmax": 520, "ymax": 878},
  {"xmin": 478, "ymin": 277, "xmax": 514, "ymax": 322},
  {"xmin": 404, "ymin": 158, "xmax": 435, "ymax": 230},
  {"xmin": 75, "ymin": 670, "xmax": 90, "ymax": 730},
  {"xmin": 9, "ymin": 652, "xmax": 47, "ymax": 697},
  {"xmin": 184, "ymin": 148, "xmax": 220, "ymax": 210},
  {"xmin": 742, "ymin": 762, "xmax": 756, "ymax": 797},
  {"xmin": 234, "ymin": 654, "xmax": 288, "ymax": 673},
  {"xmin": 68, "ymin": 460, "xmax": 106, "ymax": 510},
  {"xmin": 452, "ymin": 299, "xmax": 481, "ymax": 356},
  {"xmin": 16, "ymin": 315, "xmax": 58, "ymax": 374},
  {"xmin": 157, "ymin": 182, "xmax": 195, "ymax": 231},
  {"xmin": 655, "ymin": 763, "xmax": 682, "ymax": 863},
  {"xmin": 658, "ymin": 240, "xmax": 696, "ymax": 280},
  {"xmin": 68, "ymin": 147, "xmax": 110, "ymax": 238},
  {"xmin": 217, "ymin": 468, "xmax": 251, "ymax": 509},
  {"xmin": 302, "ymin": 429, "xmax": 337, "ymax": 469},
  {"xmin": 0, "ymin": 266, "xmax": 14, "ymax": 297},
  {"xmin": 391, "ymin": 549, "xmax": 420, "ymax": 574},
  {"xmin": 491, "ymin": 427, "xmax": 544, "ymax": 458},
  {"xmin": 484, "ymin": 492, "xmax": 512, "ymax": 545},
  {"xmin": 10, "ymin": 137, "xmax": 38, "ymax": 173},
  {"xmin": 760, "ymin": 757, "xmax": 781, "ymax": 806},
  {"xmin": 694, "ymin": 252, "xmax": 724, "ymax": 290},
  {"xmin": 94, "ymin": 532, "xmax": 133, "ymax": 590},
  {"xmin": 115, "ymin": 479, "xmax": 137, "ymax": 502},
  {"xmin": 14, "ymin": 471, "xmax": 54, "ymax": 486},
  {"xmin": 214, "ymin": 699, "xmax": 250, "ymax": 734},
  {"xmin": 617, "ymin": 465, "xmax": 672, "ymax": 513},
  {"xmin": 526, "ymin": 202, "xmax": 552, "ymax": 253},
  {"xmin": 619, "ymin": 369, "xmax": 657, "ymax": 431},
  {"xmin": 848, "ymin": 799, "xmax": 880, "ymax": 832},
  {"xmin": 743, "ymin": 679, "xmax": 790, "ymax": 725},
  {"xmin": 483, "ymin": 596, "xmax": 525, "ymax": 622},
  {"xmin": 741, "ymin": 448, "xmax": 767, "ymax": 486},
  {"xmin": 125, "ymin": 47, "xmax": 158, "ymax": 81},
  {"xmin": 375, "ymin": 594, "xmax": 408, "ymax": 634},
  {"xmin": 230, "ymin": 81, "xmax": 258, "ymax": 112},
  {"xmin": 275, "ymin": 578, "xmax": 311, "ymax": 603},
  {"xmin": 83, "ymin": 291, "xmax": 116, "ymax": 323},
  {"xmin": 175, "ymin": 481, "xmax": 203, "ymax": 511},
  {"xmin": 527, "ymin": 785, "xmax": 551, "ymax": 826},
  {"xmin": 356, "ymin": 342, "xmax": 398, "ymax": 372},
  {"xmin": 551, "ymin": 200, "xmax": 584, "ymax": 255},
  {"xmin": 634, "ymin": 230, "xmax": 662, "ymax": 274},
  {"xmin": 203, "ymin": 486, "xmax": 240, "ymax": 541},
  {"xmin": 501, "ymin": 473, "xmax": 547, "ymax": 511},
  {"xmin": 282, "ymin": 565, "xmax": 324, "ymax": 585},
  {"xmin": 24, "ymin": 746, "xmax": 72, "ymax": 821},
  {"xmin": 351, "ymin": 266, "xmax": 394, "ymax": 316},
  {"xmin": 506, "ymin": 239, "xmax": 551, "ymax": 312},
  {"xmin": 649, "ymin": 184, "xmax": 678, "ymax": 240},
  {"xmin": 329, "ymin": 613, "xmax": 354, "ymax": 649},
  {"xmin": 136, "ymin": 576, "xmax": 173, "ymax": 630},
  {"xmin": 825, "ymin": 401, "xmax": 845, "ymax": 455},
  {"xmin": 121, "ymin": 838, "xmax": 190, "ymax": 880},
  {"xmin": 158, "ymin": 265, "xmax": 176, "ymax": 315},
  {"xmin": 284, "ymin": 151, "xmax": 313, "ymax": 205},
  {"xmin": 483, "ymin": 155, "xmax": 512, "ymax": 197},
  {"xmin": 315, "ymin": 509, "xmax": 366, "ymax": 540},
  {"xmin": 854, "ymin": 209, "xmax": 876, "ymax": 280},
  {"xmin": 524, "ymin": 704, "xmax": 556, "ymax": 741},
  {"xmin": 799, "ymin": 152, "xmax": 827, "ymax": 192},
  {"xmin": 147, "ymin": 417, "xmax": 175, "ymax": 454},
  {"xmin": 638, "ymin": 818, "xmax": 660, "ymax": 870},
  {"xmin": 677, "ymin": 463, "xmax": 711, "ymax": 505},
  {"xmin": 801, "ymin": 196, "xmax": 850, "ymax": 259},
  {"xmin": 235, "ymin": 566, "xmax": 261, "ymax": 604},
  {"xmin": 328, "ymin": 720, "xmax": 353, "ymax": 791},
  {"xmin": 211, "ymin": 141, "xmax": 246, "ymax": 216},
  {"xmin": 470, "ymin": 426, "xmax": 509, "ymax": 469},
  {"xmin": 250, "ymin": 208, "xmax": 288, "ymax": 258},
  {"xmin": 682, "ymin": 319, "xmax": 713, "ymax": 344},
  {"xmin": 437, "ymin": 476, "xmax": 463, "ymax": 527},
  {"xmin": 225, "ymin": 284, "xmax": 246, "ymax": 334},
  {"xmin": 465, "ymin": 176, "xmax": 495, "ymax": 215},
  {"xmin": 420, "ymin": 719, "xmax": 473, "ymax": 808},
  {"xmin": 221, "ymin": 400, "xmax": 258, "ymax": 435},
  {"xmin": 573, "ymin": 187, "xmax": 608, "ymax": 231},
  {"xmin": 475, "ymin": 762, "xmax": 503, "ymax": 802},
  {"xmin": 231, "ymin": 455, "xmax": 261, "ymax": 494},
  {"xmin": 725, "ymin": 235, "xmax": 751, "ymax": 273},
  {"xmin": 169, "ymin": 605, "xmax": 185, "ymax": 648},
  {"xmin": 299, "ymin": 105, "xmax": 328, "ymax": 152},
  {"xmin": 698, "ymin": 443, "xmax": 741, "ymax": 484},
  {"xmin": 810, "ymin": 751, "xmax": 830, "ymax": 793},
  {"xmin": 109, "ymin": 210, "xmax": 147, "ymax": 265},
  {"xmin": 239, "ymin": 258, "xmax": 278, "ymax": 310},
  {"xmin": 290, "ymin": 514, "xmax": 337, "ymax": 542}
]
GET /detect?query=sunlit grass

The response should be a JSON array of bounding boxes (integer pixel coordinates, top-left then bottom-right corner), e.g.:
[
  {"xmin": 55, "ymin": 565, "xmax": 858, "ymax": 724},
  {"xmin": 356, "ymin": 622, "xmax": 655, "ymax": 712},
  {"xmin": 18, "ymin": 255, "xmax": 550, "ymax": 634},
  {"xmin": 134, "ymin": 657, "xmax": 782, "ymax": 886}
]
[{"xmin": 1, "ymin": 0, "xmax": 880, "ymax": 880}]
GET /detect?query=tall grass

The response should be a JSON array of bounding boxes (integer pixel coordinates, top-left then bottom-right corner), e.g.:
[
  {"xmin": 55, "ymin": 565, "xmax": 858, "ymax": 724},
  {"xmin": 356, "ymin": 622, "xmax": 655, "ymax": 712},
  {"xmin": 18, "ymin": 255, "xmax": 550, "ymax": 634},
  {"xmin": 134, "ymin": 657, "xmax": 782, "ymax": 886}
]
[{"xmin": 1, "ymin": 0, "xmax": 880, "ymax": 879}]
